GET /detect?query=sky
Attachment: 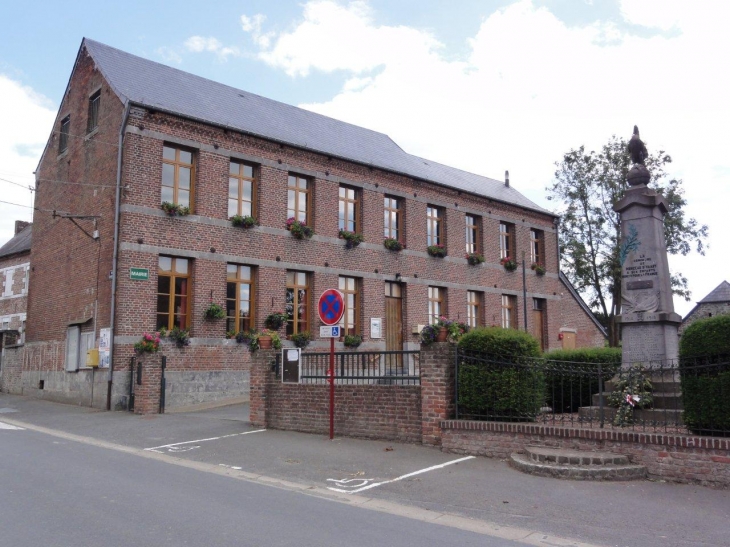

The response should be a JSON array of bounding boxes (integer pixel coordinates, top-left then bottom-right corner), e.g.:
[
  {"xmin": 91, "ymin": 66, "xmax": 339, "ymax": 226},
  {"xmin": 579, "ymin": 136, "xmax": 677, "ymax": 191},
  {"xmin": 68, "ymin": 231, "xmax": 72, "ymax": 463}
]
[{"xmin": 1, "ymin": 0, "xmax": 728, "ymax": 318}]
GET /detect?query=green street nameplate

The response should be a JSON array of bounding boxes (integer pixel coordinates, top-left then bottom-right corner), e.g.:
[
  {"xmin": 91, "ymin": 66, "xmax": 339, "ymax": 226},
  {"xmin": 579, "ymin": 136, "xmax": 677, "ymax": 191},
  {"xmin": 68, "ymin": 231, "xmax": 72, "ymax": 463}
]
[{"xmin": 130, "ymin": 267, "xmax": 149, "ymax": 281}]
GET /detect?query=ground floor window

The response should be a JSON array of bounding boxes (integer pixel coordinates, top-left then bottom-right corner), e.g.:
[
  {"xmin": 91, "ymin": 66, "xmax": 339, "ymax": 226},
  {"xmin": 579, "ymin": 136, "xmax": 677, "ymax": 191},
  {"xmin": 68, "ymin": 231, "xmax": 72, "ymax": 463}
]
[
  {"xmin": 501, "ymin": 294, "xmax": 517, "ymax": 329},
  {"xmin": 286, "ymin": 271, "xmax": 310, "ymax": 336},
  {"xmin": 227, "ymin": 264, "xmax": 255, "ymax": 334},
  {"xmin": 156, "ymin": 256, "xmax": 191, "ymax": 331}
]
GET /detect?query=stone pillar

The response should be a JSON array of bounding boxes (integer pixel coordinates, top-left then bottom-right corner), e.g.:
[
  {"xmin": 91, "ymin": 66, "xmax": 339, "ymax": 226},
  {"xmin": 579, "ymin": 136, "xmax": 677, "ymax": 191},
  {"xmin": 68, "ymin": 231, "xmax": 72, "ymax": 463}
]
[
  {"xmin": 614, "ymin": 177, "xmax": 681, "ymax": 366},
  {"xmin": 420, "ymin": 342, "xmax": 455, "ymax": 446},
  {"xmin": 133, "ymin": 353, "xmax": 163, "ymax": 415},
  {"xmin": 249, "ymin": 349, "xmax": 276, "ymax": 427}
]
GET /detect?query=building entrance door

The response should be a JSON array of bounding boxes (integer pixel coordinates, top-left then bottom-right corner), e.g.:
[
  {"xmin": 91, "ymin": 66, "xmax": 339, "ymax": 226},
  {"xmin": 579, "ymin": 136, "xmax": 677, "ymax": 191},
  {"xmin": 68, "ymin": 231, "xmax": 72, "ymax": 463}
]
[{"xmin": 384, "ymin": 282, "xmax": 403, "ymax": 372}]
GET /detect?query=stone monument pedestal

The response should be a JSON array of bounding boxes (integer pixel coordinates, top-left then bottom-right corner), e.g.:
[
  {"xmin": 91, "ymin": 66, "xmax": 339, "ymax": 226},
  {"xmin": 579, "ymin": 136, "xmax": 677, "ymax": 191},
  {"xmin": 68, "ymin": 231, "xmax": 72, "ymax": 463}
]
[{"xmin": 614, "ymin": 183, "xmax": 681, "ymax": 366}]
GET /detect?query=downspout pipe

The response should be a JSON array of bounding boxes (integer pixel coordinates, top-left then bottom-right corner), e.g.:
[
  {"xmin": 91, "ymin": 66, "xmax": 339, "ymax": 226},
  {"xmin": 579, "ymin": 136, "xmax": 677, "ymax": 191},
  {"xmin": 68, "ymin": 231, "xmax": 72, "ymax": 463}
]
[{"xmin": 107, "ymin": 101, "xmax": 131, "ymax": 410}]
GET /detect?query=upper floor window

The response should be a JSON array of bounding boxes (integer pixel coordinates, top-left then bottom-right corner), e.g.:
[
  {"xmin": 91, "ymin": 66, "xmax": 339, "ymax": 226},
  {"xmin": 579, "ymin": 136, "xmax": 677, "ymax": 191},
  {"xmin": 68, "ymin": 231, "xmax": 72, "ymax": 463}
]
[
  {"xmin": 339, "ymin": 186, "xmax": 359, "ymax": 233},
  {"xmin": 501, "ymin": 294, "xmax": 517, "ymax": 329},
  {"xmin": 2, "ymin": 270, "xmax": 12, "ymax": 297},
  {"xmin": 59, "ymin": 116, "xmax": 70, "ymax": 154},
  {"xmin": 286, "ymin": 270, "xmax": 310, "ymax": 336},
  {"xmin": 156, "ymin": 256, "xmax": 191, "ymax": 330},
  {"xmin": 384, "ymin": 196, "xmax": 401, "ymax": 240},
  {"xmin": 87, "ymin": 90, "xmax": 100, "ymax": 134},
  {"xmin": 467, "ymin": 290, "xmax": 482, "ymax": 328},
  {"xmin": 226, "ymin": 264, "xmax": 255, "ymax": 334},
  {"xmin": 162, "ymin": 145, "xmax": 194, "ymax": 208},
  {"xmin": 465, "ymin": 215, "xmax": 480, "ymax": 254},
  {"xmin": 427, "ymin": 205, "xmax": 443, "ymax": 246},
  {"xmin": 499, "ymin": 222, "xmax": 515, "ymax": 260},
  {"xmin": 338, "ymin": 276, "xmax": 361, "ymax": 335},
  {"xmin": 428, "ymin": 286, "xmax": 444, "ymax": 325},
  {"xmin": 530, "ymin": 229, "xmax": 544, "ymax": 265},
  {"xmin": 228, "ymin": 161, "xmax": 256, "ymax": 218},
  {"xmin": 287, "ymin": 174, "xmax": 310, "ymax": 224}
]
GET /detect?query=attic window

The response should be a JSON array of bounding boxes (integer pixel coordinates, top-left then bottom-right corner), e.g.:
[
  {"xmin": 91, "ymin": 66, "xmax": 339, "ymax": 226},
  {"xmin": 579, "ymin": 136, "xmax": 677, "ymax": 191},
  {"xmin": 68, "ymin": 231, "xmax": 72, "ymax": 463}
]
[
  {"xmin": 87, "ymin": 90, "xmax": 100, "ymax": 133},
  {"xmin": 59, "ymin": 115, "xmax": 70, "ymax": 153}
]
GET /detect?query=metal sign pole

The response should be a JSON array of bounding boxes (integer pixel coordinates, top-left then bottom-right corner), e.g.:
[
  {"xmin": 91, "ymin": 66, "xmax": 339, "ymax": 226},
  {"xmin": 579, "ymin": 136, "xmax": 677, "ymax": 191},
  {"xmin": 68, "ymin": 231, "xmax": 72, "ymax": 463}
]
[{"xmin": 329, "ymin": 336, "xmax": 335, "ymax": 440}]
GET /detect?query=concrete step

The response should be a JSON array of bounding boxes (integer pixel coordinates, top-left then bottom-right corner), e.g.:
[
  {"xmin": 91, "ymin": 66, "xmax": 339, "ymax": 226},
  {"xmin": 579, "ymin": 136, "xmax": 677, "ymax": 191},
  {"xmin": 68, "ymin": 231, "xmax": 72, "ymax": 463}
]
[
  {"xmin": 509, "ymin": 447, "xmax": 647, "ymax": 481},
  {"xmin": 578, "ymin": 406, "xmax": 684, "ymax": 426},
  {"xmin": 524, "ymin": 445, "xmax": 630, "ymax": 466},
  {"xmin": 591, "ymin": 391, "xmax": 683, "ymax": 410}
]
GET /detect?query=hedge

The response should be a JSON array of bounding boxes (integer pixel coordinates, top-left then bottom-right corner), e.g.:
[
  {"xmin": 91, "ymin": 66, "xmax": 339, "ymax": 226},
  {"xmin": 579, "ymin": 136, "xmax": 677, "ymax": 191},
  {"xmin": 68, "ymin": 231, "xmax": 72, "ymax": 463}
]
[
  {"xmin": 679, "ymin": 314, "xmax": 730, "ymax": 435},
  {"xmin": 542, "ymin": 348, "xmax": 621, "ymax": 413},
  {"xmin": 457, "ymin": 328, "xmax": 543, "ymax": 422}
]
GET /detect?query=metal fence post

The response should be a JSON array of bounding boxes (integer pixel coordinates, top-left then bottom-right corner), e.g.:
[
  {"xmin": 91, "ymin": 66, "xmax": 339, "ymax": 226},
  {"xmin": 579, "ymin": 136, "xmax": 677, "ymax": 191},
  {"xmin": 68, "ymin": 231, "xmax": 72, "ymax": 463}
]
[
  {"xmin": 598, "ymin": 362, "xmax": 604, "ymax": 428},
  {"xmin": 454, "ymin": 347, "xmax": 459, "ymax": 420}
]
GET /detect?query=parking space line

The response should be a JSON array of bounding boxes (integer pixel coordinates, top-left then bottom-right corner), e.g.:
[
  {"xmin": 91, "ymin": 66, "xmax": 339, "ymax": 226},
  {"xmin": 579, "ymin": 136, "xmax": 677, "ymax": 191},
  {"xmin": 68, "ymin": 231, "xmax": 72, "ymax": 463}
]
[
  {"xmin": 144, "ymin": 429, "xmax": 265, "ymax": 453},
  {"xmin": 0, "ymin": 421, "xmax": 25, "ymax": 430},
  {"xmin": 327, "ymin": 456, "xmax": 475, "ymax": 494}
]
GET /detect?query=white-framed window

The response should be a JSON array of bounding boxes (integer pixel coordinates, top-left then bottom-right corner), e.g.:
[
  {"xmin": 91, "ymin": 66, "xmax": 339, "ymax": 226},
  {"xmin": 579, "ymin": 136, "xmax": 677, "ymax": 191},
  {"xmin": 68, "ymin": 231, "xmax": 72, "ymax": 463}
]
[
  {"xmin": 2, "ymin": 269, "xmax": 13, "ymax": 297},
  {"xmin": 23, "ymin": 266, "xmax": 29, "ymax": 295},
  {"xmin": 65, "ymin": 326, "xmax": 81, "ymax": 372}
]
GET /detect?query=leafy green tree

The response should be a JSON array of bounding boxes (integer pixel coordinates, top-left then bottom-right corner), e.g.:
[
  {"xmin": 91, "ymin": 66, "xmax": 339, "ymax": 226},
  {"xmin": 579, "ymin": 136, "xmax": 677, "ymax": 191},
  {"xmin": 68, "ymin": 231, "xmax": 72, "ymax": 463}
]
[{"xmin": 547, "ymin": 136, "xmax": 708, "ymax": 346}]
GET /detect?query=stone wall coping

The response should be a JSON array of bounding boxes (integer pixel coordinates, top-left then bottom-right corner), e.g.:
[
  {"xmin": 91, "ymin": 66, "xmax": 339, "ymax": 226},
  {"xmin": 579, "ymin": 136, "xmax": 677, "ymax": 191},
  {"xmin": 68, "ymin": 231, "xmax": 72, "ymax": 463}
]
[{"xmin": 440, "ymin": 420, "xmax": 730, "ymax": 450}]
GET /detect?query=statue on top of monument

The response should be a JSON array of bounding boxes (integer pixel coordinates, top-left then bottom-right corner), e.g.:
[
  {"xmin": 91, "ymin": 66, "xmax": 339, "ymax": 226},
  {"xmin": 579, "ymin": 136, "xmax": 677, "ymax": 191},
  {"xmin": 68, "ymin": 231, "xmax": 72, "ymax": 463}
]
[{"xmin": 628, "ymin": 125, "xmax": 648, "ymax": 165}]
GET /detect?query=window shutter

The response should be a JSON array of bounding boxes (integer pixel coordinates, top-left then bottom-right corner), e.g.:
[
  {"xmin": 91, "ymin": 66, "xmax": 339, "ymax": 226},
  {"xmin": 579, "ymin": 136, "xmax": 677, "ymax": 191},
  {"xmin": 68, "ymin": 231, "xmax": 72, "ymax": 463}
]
[{"xmin": 65, "ymin": 326, "xmax": 81, "ymax": 372}]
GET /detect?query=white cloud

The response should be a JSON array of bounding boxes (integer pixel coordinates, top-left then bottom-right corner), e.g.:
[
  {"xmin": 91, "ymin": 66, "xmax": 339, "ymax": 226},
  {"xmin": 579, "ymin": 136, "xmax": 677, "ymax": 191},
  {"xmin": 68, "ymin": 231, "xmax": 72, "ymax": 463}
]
[
  {"xmin": 244, "ymin": 0, "xmax": 730, "ymax": 316},
  {"xmin": 157, "ymin": 46, "xmax": 183, "ymax": 65},
  {"xmin": 0, "ymin": 75, "xmax": 56, "ymax": 245},
  {"xmin": 184, "ymin": 36, "xmax": 240, "ymax": 60}
]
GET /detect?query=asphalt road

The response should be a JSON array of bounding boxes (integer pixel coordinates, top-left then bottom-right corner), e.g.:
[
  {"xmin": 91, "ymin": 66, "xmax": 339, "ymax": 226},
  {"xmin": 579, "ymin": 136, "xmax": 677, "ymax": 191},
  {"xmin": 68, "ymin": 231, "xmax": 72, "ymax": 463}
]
[
  {"xmin": 1, "ymin": 394, "xmax": 729, "ymax": 547},
  {"xmin": 1, "ymin": 426, "xmax": 530, "ymax": 547}
]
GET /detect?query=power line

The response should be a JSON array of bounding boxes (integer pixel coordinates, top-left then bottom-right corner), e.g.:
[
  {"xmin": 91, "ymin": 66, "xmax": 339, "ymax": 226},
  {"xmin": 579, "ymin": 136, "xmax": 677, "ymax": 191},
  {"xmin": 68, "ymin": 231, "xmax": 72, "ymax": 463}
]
[
  {"xmin": 0, "ymin": 175, "xmax": 117, "ymax": 190},
  {"xmin": 0, "ymin": 177, "xmax": 34, "ymax": 191}
]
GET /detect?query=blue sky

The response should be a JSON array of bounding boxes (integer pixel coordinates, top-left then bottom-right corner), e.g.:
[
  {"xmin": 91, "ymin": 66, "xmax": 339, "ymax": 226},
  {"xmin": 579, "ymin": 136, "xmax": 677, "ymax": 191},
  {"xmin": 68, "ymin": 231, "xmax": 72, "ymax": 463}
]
[{"xmin": 1, "ymin": 0, "xmax": 728, "ymax": 316}]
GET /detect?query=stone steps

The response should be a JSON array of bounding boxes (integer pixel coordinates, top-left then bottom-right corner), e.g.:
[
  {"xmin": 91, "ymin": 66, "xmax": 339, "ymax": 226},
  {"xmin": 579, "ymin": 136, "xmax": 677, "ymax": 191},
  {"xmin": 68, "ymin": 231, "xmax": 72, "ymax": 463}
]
[
  {"xmin": 509, "ymin": 446, "xmax": 647, "ymax": 481},
  {"xmin": 591, "ymin": 391, "xmax": 683, "ymax": 410},
  {"xmin": 578, "ymin": 406, "xmax": 684, "ymax": 425}
]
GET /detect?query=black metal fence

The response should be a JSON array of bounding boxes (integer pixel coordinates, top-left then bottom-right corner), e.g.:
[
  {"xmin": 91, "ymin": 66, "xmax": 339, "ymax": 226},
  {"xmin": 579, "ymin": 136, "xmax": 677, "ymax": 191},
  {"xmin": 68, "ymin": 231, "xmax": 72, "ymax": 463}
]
[
  {"xmin": 455, "ymin": 350, "xmax": 730, "ymax": 436},
  {"xmin": 276, "ymin": 350, "xmax": 420, "ymax": 385}
]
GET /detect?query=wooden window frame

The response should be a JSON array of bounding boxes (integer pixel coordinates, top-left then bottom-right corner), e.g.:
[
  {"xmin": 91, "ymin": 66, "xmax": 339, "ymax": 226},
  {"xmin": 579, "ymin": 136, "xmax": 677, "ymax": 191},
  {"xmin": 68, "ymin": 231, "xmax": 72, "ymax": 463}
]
[
  {"xmin": 501, "ymin": 294, "xmax": 517, "ymax": 329},
  {"xmin": 338, "ymin": 185, "xmax": 360, "ymax": 233},
  {"xmin": 87, "ymin": 90, "xmax": 100, "ymax": 134},
  {"xmin": 465, "ymin": 214, "xmax": 481, "ymax": 254},
  {"xmin": 228, "ymin": 161, "xmax": 257, "ymax": 219},
  {"xmin": 287, "ymin": 174, "xmax": 311, "ymax": 225},
  {"xmin": 384, "ymin": 195, "xmax": 401, "ymax": 240},
  {"xmin": 428, "ymin": 286, "xmax": 444, "ymax": 325},
  {"xmin": 286, "ymin": 270, "xmax": 310, "ymax": 336},
  {"xmin": 467, "ymin": 290, "xmax": 482, "ymax": 328},
  {"xmin": 530, "ymin": 229, "xmax": 544, "ymax": 265},
  {"xmin": 427, "ymin": 205, "xmax": 443, "ymax": 247},
  {"xmin": 156, "ymin": 256, "xmax": 191, "ymax": 331},
  {"xmin": 338, "ymin": 275, "xmax": 361, "ymax": 336},
  {"xmin": 59, "ymin": 115, "xmax": 70, "ymax": 154},
  {"xmin": 499, "ymin": 222, "xmax": 515, "ymax": 260},
  {"xmin": 162, "ymin": 144, "xmax": 195, "ymax": 209},
  {"xmin": 226, "ymin": 264, "xmax": 255, "ymax": 334}
]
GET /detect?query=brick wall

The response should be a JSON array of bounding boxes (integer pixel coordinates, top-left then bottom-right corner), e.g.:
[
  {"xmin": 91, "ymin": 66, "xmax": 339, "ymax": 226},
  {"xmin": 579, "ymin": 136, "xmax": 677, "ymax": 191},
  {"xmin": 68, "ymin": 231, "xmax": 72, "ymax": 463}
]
[
  {"xmin": 679, "ymin": 302, "xmax": 730, "ymax": 335},
  {"xmin": 0, "ymin": 345, "xmax": 23, "ymax": 394},
  {"xmin": 441, "ymin": 421, "xmax": 730, "ymax": 489}
]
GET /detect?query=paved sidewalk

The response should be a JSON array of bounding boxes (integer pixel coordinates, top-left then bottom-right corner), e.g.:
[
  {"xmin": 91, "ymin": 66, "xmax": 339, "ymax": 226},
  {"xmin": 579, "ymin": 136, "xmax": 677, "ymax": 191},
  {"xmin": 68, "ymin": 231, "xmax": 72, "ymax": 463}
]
[{"xmin": 1, "ymin": 393, "xmax": 728, "ymax": 547}]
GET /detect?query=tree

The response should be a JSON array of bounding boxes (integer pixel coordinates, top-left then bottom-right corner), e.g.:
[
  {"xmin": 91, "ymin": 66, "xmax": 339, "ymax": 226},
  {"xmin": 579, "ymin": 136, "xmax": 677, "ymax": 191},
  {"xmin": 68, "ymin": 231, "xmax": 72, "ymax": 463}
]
[{"xmin": 547, "ymin": 136, "xmax": 708, "ymax": 346}]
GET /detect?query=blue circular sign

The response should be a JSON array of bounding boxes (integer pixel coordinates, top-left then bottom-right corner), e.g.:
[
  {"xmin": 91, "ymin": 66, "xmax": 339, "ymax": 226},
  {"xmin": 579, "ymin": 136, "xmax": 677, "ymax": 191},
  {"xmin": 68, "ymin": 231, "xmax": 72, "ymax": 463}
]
[{"xmin": 318, "ymin": 289, "xmax": 345, "ymax": 325}]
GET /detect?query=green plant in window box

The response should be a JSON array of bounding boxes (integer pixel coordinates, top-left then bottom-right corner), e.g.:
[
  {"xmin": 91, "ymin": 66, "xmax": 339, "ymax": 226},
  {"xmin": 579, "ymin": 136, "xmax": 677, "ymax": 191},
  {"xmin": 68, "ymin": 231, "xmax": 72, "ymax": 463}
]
[
  {"xmin": 234, "ymin": 329, "xmax": 256, "ymax": 344},
  {"xmin": 168, "ymin": 326, "xmax": 191, "ymax": 348},
  {"xmin": 465, "ymin": 252, "xmax": 485, "ymax": 265},
  {"xmin": 161, "ymin": 201, "xmax": 190, "ymax": 217},
  {"xmin": 134, "ymin": 332, "xmax": 161, "ymax": 354},
  {"xmin": 225, "ymin": 330, "xmax": 238, "ymax": 340},
  {"xmin": 500, "ymin": 256, "xmax": 518, "ymax": 272},
  {"xmin": 383, "ymin": 237, "xmax": 404, "ymax": 251},
  {"xmin": 204, "ymin": 303, "xmax": 225, "ymax": 320},
  {"xmin": 230, "ymin": 215, "xmax": 258, "ymax": 228},
  {"xmin": 248, "ymin": 329, "xmax": 282, "ymax": 352},
  {"xmin": 426, "ymin": 244, "xmax": 446, "ymax": 258},
  {"xmin": 338, "ymin": 230, "xmax": 364, "ymax": 249},
  {"xmin": 286, "ymin": 217, "xmax": 313, "ymax": 239},
  {"xmin": 531, "ymin": 262, "xmax": 546, "ymax": 276},
  {"xmin": 290, "ymin": 331, "xmax": 313, "ymax": 348},
  {"xmin": 264, "ymin": 311, "xmax": 288, "ymax": 330},
  {"xmin": 343, "ymin": 334, "xmax": 363, "ymax": 348}
]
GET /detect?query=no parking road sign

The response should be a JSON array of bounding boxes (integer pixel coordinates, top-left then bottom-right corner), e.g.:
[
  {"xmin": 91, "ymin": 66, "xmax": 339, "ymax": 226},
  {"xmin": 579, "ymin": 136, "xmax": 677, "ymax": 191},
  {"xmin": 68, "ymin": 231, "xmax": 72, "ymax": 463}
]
[{"xmin": 318, "ymin": 289, "xmax": 345, "ymax": 326}]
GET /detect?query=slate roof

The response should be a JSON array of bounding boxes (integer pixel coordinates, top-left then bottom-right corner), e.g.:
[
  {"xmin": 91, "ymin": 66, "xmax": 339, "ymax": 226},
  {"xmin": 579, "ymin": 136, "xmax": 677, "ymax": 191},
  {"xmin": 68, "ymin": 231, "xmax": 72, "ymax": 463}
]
[
  {"xmin": 698, "ymin": 281, "xmax": 730, "ymax": 303},
  {"xmin": 0, "ymin": 224, "xmax": 32, "ymax": 259},
  {"xmin": 82, "ymin": 38, "xmax": 551, "ymax": 216}
]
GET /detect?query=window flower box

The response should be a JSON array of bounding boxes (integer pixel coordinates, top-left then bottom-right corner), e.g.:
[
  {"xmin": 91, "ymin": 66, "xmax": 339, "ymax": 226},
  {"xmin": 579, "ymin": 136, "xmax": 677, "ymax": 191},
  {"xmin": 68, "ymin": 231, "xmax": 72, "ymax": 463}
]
[
  {"xmin": 383, "ymin": 237, "xmax": 404, "ymax": 251},
  {"xmin": 427, "ymin": 244, "xmax": 446, "ymax": 258},
  {"xmin": 531, "ymin": 262, "xmax": 546, "ymax": 276},
  {"xmin": 286, "ymin": 217, "xmax": 313, "ymax": 239},
  {"xmin": 264, "ymin": 311, "xmax": 288, "ymax": 330},
  {"xmin": 465, "ymin": 252, "xmax": 485, "ymax": 265},
  {"xmin": 161, "ymin": 201, "xmax": 190, "ymax": 216},
  {"xmin": 500, "ymin": 256, "xmax": 518, "ymax": 272},
  {"xmin": 230, "ymin": 215, "xmax": 258, "ymax": 228},
  {"xmin": 204, "ymin": 303, "xmax": 225, "ymax": 320},
  {"xmin": 338, "ymin": 229, "xmax": 363, "ymax": 249}
]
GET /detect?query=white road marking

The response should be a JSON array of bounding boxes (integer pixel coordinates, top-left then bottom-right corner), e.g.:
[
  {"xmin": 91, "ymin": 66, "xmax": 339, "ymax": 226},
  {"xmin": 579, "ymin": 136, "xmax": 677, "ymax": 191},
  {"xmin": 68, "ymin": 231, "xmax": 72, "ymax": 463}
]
[
  {"xmin": 144, "ymin": 429, "xmax": 265, "ymax": 453},
  {"xmin": 327, "ymin": 478, "xmax": 374, "ymax": 489},
  {"xmin": 327, "ymin": 456, "xmax": 475, "ymax": 494},
  {"xmin": 0, "ymin": 421, "xmax": 24, "ymax": 430},
  {"xmin": 219, "ymin": 464, "xmax": 243, "ymax": 470}
]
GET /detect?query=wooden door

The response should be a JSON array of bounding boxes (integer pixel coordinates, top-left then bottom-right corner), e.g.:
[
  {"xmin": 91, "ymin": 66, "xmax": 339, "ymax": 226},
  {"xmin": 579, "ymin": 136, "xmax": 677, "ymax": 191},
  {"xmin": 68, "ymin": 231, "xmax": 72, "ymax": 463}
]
[
  {"xmin": 561, "ymin": 331, "xmax": 576, "ymax": 350},
  {"xmin": 384, "ymin": 283, "xmax": 403, "ymax": 372}
]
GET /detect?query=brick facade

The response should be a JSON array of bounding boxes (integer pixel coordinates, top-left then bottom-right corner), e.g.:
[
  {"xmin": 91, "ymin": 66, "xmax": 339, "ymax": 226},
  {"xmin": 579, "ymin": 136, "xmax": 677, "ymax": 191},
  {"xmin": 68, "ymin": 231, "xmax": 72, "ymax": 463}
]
[{"xmin": 24, "ymin": 40, "xmax": 605, "ymax": 410}]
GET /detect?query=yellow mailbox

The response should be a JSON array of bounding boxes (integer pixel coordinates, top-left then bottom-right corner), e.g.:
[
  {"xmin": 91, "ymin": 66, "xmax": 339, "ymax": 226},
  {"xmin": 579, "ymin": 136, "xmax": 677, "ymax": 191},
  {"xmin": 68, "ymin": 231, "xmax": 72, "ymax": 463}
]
[{"xmin": 86, "ymin": 348, "xmax": 99, "ymax": 368}]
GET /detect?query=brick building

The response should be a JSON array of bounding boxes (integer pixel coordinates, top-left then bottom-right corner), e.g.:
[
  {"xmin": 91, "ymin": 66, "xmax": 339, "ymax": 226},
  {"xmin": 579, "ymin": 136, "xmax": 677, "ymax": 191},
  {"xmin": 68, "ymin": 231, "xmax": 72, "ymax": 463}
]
[
  {"xmin": 24, "ymin": 38, "xmax": 604, "ymax": 410},
  {"xmin": 679, "ymin": 280, "xmax": 730, "ymax": 335}
]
